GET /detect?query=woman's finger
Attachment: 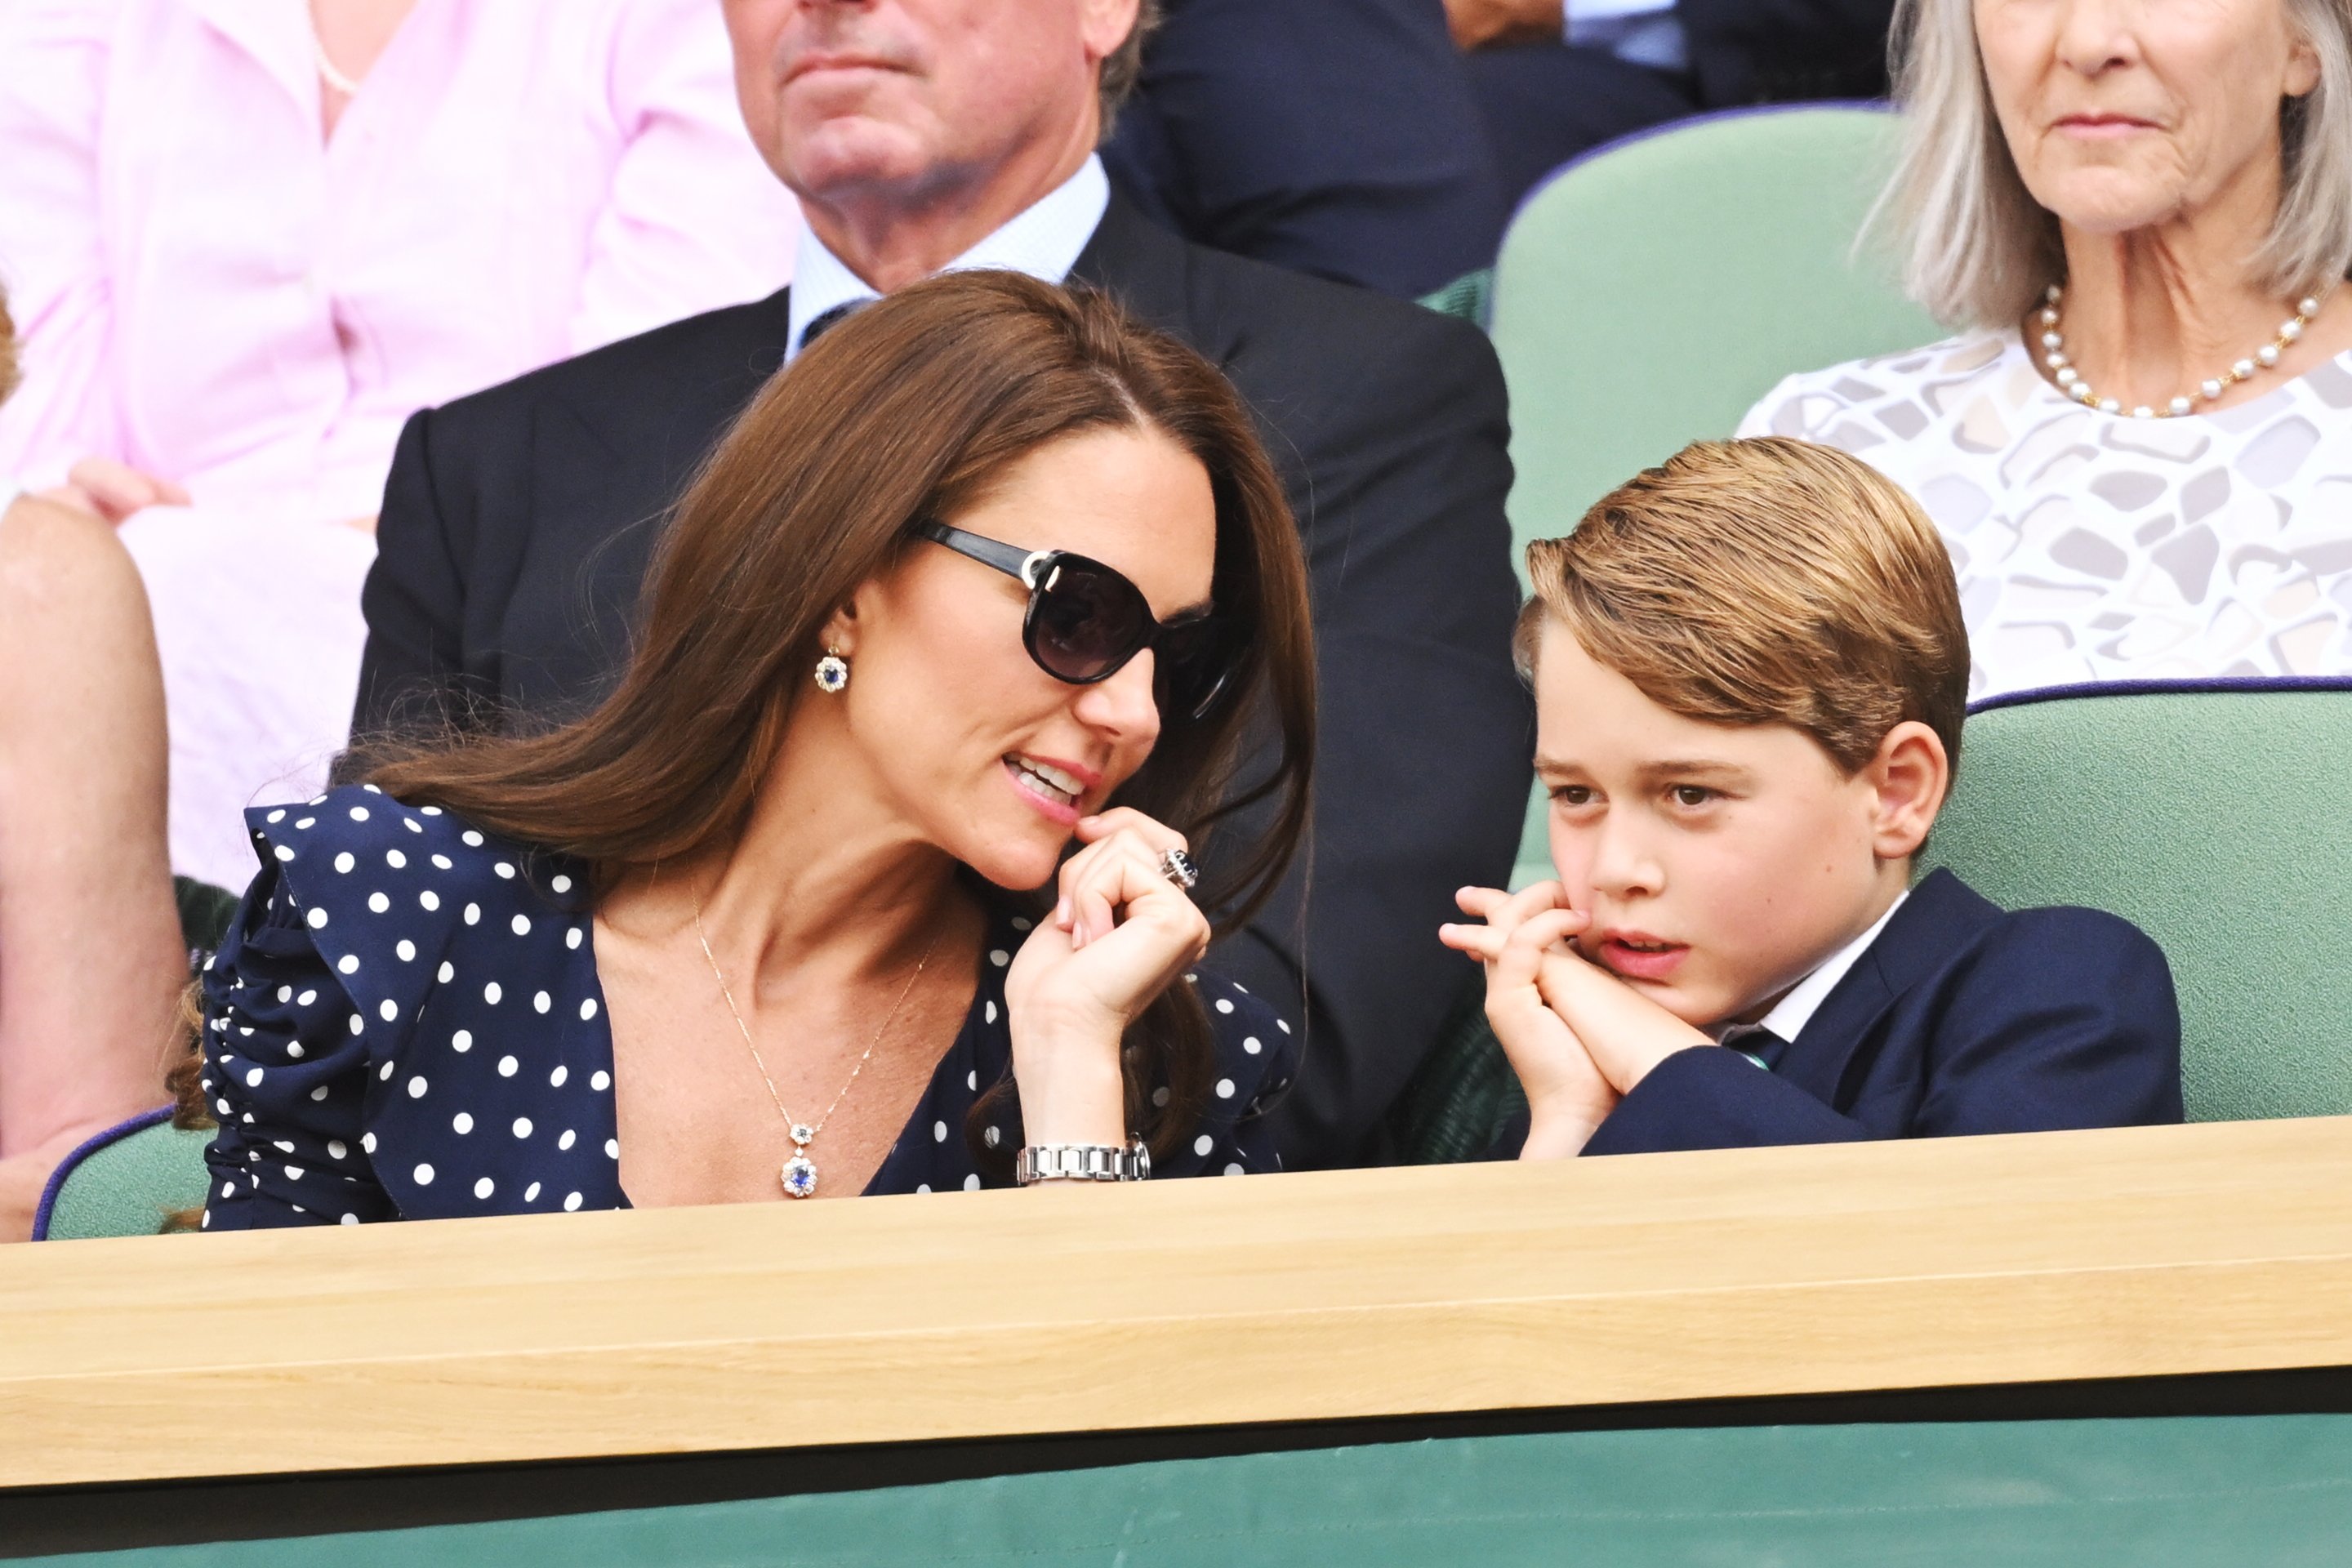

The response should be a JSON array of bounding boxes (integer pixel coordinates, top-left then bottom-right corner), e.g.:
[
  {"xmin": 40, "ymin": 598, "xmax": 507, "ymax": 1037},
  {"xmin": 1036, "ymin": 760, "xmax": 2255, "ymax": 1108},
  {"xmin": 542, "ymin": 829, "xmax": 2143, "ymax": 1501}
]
[
  {"xmin": 1057, "ymin": 828, "xmax": 1190, "ymax": 947},
  {"xmin": 1073, "ymin": 806, "xmax": 1187, "ymax": 856}
]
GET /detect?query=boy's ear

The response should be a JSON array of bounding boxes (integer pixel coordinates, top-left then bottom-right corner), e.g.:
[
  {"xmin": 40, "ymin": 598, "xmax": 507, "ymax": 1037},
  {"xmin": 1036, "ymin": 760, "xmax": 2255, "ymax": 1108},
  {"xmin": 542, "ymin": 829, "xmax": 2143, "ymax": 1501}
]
[{"xmin": 1865, "ymin": 721, "xmax": 1949, "ymax": 862}]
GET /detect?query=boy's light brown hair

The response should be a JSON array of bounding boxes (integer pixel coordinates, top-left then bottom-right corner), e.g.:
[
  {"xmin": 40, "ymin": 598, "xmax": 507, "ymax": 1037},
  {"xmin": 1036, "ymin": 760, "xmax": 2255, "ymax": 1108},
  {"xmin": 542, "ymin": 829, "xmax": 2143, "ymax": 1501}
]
[{"xmin": 1514, "ymin": 437, "xmax": 1969, "ymax": 774}]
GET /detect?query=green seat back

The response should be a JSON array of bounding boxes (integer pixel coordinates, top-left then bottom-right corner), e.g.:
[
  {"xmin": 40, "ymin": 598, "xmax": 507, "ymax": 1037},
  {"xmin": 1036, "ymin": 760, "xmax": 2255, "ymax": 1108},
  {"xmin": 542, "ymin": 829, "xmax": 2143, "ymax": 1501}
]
[
  {"xmin": 37, "ymin": 1116, "xmax": 212, "ymax": 1241},
  {"xmin": 1490, "ymin": 105, "xmax": 1943, "ymax": 889},
  {"xmin": 1922, "ymin": 681, "xmax": 2352, "ymax": 1123}
]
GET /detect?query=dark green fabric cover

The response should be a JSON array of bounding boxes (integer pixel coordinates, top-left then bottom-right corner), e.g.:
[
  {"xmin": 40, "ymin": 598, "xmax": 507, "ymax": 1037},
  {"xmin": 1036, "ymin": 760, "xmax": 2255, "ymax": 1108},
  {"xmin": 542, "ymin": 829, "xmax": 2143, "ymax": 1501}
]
[
  {"xmin": 1922, "ymin": 687, "xmax": 2352, "ymax": 1123},
  {"xmin": 1388, "ymin": 992, "xmax": 1521, "ymax": 1165},
  {"xmin": 172, "ymin": 876, "xmax": 240, "ymax": 960},
  {"xmin": 1414, "ymin": 267, "xmax": 1493, "ymax": 328},
  {"xmin": 24, "ymin": 1415, "xmax": 2352, "ymax": 1565}
]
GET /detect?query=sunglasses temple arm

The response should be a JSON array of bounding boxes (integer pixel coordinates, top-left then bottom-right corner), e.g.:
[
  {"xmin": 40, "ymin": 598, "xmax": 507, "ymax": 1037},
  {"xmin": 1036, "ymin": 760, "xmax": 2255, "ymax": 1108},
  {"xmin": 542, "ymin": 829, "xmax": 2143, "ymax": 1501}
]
[{"xmin": 915, "ymin": 520, "xmax": 1040, "ymax": 583}]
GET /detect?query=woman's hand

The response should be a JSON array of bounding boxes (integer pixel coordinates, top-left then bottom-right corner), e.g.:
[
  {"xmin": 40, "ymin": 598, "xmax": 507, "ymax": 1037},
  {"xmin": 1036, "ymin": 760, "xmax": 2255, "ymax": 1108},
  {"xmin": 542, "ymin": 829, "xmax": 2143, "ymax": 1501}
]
[
  {"xmin": 1441, "ymin": 881, "xmax": 1618, "ymax": 1158},
  {"xmin": 1004, "ymin": 808, "xmax": 1209, "ymax": 1146}
]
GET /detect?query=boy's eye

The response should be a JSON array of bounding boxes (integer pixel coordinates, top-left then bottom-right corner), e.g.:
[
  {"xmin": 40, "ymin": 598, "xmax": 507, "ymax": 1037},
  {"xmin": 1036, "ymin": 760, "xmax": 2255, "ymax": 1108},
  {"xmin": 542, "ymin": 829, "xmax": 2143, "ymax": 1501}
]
[
  {"xmin": 1550, "ymin": 784, "xmax": 1594, "ymax": 807},
  {"xmin": 1670, "ymin": 785, "xmax": 1717, "ymax": 808}
]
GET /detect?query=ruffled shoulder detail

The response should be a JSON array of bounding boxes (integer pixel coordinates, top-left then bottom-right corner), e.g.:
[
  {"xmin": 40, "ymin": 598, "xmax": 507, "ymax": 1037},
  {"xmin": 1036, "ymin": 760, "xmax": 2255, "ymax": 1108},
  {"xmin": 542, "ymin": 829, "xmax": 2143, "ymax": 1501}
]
[{"xmin": 242, "ymin": 785, "xmax": 590, "ymax": 1054}]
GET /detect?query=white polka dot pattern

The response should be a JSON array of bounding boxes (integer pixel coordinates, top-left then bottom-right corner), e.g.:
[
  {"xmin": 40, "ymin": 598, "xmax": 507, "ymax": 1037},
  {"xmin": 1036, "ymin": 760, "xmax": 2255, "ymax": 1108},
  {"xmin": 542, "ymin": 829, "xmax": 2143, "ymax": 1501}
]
[{"xmin": 198, "ymin": 786, "xmax": 1299, "ymax": 1229}]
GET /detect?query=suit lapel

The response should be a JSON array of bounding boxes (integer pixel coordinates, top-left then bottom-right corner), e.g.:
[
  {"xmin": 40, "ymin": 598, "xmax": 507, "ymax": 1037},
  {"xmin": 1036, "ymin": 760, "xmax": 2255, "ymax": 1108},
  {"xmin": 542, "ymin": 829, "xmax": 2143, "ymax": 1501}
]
[
  {"xmin": 1771, "ymin": 871, "xmax": 2002, "ymax": 1107},
  {"xmin": 1071, "ymin": 195, "xmax": 1206, "ymax": 348},
  {"xmin": 512, "ymin": 287, "xmax": 794, "ymax": 716}
]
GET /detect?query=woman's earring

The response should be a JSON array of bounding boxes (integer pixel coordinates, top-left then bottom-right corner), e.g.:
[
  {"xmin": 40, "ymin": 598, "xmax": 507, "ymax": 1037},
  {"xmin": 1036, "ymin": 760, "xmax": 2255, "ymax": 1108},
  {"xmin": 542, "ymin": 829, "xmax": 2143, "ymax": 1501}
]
[{"xmin": 813, "ymin": 648, "xmax": 850, "ymax": 694}]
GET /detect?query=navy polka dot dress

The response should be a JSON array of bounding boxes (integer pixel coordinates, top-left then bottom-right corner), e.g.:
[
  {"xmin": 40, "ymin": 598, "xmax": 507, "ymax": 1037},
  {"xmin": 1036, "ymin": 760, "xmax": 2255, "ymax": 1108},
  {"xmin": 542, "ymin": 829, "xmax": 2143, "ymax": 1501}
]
[{"xmin": 199, "ymin": 785, "xmax": 1298, "ymax": 1228}]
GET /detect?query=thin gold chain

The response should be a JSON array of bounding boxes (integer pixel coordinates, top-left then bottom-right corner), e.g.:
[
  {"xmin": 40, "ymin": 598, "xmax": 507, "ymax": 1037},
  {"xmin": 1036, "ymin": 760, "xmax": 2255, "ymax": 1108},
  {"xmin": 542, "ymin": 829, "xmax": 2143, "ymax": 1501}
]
[{"xmin": 691, "ymin": 893, "xmax": 940, "ymax": 1147}]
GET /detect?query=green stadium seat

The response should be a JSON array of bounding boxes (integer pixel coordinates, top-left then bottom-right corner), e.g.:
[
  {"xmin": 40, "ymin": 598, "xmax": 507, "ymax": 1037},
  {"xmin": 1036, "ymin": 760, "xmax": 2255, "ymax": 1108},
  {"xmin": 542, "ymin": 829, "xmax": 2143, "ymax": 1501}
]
[
  {"xmin": 31, "ymin": 1111, "xmax": 211, "ymax": 1241},
  {"xmin": 1922, "ymin": 679, "xmax": 2352, "ymax": 1124},
  {"xmin": 1490, "ymin": 104, "xmax": 1942, "ymax": 891}
]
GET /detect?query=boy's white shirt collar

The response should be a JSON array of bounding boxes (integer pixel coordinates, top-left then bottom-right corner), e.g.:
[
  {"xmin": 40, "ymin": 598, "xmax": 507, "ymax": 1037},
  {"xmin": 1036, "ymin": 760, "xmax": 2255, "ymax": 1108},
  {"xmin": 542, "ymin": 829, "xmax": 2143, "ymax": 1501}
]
[
  {"xmin": 1721, "ymin": 889, "xmax": 1911, "ymax": 1049},
  {"xmin": 785, "ymin": 154, "xmax": 1112, "ymax": 360}
]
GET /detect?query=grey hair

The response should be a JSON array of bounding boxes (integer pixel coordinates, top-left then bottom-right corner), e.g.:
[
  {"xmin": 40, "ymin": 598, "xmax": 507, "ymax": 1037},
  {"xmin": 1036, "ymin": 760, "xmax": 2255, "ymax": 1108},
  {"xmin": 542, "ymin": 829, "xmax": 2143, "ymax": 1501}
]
[
  {"xmin": 1098, "ymin": 0, "xmax": 1161, "ymax": 139},
  {"xmin": 1877, "ymin": 0, "xmax": 2352, "ymax": 327}
]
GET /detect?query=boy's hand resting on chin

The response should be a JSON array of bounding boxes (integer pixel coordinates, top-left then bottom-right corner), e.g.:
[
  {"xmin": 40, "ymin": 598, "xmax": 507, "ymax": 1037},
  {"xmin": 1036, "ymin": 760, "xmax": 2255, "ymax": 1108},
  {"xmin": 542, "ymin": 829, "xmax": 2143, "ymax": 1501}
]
[
  {"xmin": 1441, "ymin": 882, "xmax": 1614, "ymax": 1156},
  {"xmin": 1441, "ymin": 881, "xmax": 1713, "ymax": 1158}
]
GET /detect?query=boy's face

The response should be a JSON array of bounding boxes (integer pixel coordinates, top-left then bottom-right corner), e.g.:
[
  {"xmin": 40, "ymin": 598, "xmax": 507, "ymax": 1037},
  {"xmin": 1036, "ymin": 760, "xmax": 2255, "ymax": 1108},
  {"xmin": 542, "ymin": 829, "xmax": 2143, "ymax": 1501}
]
[{"xmin": 1531, "ymin": 621, "xmax": 1925, "ymax": 1029}]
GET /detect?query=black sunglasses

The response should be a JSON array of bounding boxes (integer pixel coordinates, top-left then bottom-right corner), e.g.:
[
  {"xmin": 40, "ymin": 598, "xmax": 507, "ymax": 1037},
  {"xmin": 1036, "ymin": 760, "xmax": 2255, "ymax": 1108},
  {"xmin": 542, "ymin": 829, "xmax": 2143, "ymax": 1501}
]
[{"xmin": 917, "ymin": 521, "xmax": 1235, "ymax": 720}]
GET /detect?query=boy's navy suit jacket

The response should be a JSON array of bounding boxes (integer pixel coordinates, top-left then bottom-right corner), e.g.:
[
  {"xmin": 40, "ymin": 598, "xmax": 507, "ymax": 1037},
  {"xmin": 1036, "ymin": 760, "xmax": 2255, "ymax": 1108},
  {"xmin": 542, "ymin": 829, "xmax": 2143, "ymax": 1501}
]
[{"xmin": 1580, "ymin": 869, "xmax": 2185, "ymax": 1156}]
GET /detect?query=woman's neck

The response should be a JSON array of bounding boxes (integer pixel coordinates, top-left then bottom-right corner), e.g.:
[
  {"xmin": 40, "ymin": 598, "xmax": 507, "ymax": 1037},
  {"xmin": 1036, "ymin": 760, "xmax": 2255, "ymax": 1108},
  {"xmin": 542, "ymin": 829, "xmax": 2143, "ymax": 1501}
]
[
  {"xmin": 600, "ymin": 707, "xmax": 981, "ymax": 999},
  {"xmin": 2047, "ymin": 156, "xmax": 2346, "ymax": 412}
]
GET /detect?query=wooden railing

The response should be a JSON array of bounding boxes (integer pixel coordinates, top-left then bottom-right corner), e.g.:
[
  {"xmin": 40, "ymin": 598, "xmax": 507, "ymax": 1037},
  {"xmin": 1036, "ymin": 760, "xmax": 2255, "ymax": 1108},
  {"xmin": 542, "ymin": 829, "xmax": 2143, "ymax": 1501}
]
[{"xmin": 7, "ymin": 1116, "xmax": 2352, "ymax": 1490}]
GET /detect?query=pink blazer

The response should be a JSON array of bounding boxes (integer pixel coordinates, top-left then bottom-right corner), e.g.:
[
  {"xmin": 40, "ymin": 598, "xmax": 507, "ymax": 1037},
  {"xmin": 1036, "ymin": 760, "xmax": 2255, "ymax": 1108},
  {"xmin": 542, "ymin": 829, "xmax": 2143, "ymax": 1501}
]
[{"xmin": 0, "ymin": 0, "xmax": 800, "ymax": 524}]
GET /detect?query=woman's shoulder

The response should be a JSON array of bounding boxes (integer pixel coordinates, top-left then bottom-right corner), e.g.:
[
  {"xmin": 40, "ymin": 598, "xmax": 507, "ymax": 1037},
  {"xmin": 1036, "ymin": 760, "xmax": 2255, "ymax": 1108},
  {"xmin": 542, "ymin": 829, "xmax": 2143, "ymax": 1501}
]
[
  {"xmin": 241, "ymin": 785, "xmax": 591, "ymax": 984},
  {"xmin": 247, "ymin": 785, "xmax": 581, "ymax": 902},
  {"xmin": 1736, "ymin": 329, "xmax": 2016, "ymax": 442}
]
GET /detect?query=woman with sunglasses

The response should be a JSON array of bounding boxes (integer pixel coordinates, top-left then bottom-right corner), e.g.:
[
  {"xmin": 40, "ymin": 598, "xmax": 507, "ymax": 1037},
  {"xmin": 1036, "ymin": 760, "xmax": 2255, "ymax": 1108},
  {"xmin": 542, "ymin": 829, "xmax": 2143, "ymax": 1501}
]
[{"xmin": 189, "ymin": 271, "xmax": 1315, "ymax": 1226}]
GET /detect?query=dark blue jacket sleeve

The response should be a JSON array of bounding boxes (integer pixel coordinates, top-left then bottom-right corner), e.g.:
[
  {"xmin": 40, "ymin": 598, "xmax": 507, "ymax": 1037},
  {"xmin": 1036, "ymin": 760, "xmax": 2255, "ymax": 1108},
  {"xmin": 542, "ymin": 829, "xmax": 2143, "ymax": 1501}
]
[
  {"xmin": 1579, "ymin": 1048, "xmax": 1865, "ymax": 1155},
  {"xmin": 1910, "ymin": 909, "xmax": 2185, "ymax": 1136},
  {"xmin": 1583, "ymin": 910, "xmax": 2183, "ymax": 1156}
]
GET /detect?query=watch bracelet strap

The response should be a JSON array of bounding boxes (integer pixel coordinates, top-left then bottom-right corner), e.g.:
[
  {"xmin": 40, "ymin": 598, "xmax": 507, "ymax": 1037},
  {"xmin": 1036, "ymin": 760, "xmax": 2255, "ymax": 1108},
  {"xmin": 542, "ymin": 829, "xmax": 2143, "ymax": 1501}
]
[{"xmin": 1015, "ymin": 1138, "xmax": 1149, "ymax": 1184}]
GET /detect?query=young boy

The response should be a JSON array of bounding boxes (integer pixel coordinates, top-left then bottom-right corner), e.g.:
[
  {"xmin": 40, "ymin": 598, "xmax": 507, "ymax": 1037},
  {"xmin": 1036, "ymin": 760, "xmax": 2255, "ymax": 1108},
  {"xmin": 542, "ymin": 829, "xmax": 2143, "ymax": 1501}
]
[{"xmin": 1441, "ymin": 438, "xmax": 2183, "ymax": 1158}]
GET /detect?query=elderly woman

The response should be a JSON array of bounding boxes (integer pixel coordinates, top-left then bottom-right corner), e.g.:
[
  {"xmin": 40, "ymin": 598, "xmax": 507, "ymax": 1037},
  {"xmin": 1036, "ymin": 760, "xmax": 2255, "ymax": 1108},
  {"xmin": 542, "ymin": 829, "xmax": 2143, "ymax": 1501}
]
[
  {"xmin": 0, "ymin": 290, "xmax": 185, "ymax": 1241},
  {"xmin": 193, "ymin": 274, "xmax": 1315, "ymax": 1225},
  {"xmin": 1741, "ymin": 0, "xmax": 2352, "ymax": 694}
]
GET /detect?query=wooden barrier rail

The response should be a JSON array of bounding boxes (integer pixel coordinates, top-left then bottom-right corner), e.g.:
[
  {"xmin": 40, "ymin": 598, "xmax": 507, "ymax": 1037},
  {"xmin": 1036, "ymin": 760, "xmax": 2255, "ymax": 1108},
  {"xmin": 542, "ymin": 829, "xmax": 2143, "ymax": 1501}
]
[{"xmin": 6, "ymin": 1116, "xmax": 2352, "ymax": 1490}]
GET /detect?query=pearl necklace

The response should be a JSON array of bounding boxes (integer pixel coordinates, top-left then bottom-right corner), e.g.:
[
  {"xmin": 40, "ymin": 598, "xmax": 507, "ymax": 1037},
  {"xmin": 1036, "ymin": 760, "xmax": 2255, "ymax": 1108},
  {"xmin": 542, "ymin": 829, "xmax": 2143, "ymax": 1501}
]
[{"xmin": 2038, "ymin": 283, "xmax": 2323, "ymax": 418}]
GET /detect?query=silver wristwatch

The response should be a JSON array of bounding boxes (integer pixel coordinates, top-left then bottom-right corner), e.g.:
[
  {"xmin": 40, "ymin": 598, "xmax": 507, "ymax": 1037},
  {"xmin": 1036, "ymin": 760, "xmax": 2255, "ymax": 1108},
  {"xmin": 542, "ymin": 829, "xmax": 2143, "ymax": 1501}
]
[{"xmin": 1015, "ymin": 1136, "xmax": 1152, "ymax": 1185}]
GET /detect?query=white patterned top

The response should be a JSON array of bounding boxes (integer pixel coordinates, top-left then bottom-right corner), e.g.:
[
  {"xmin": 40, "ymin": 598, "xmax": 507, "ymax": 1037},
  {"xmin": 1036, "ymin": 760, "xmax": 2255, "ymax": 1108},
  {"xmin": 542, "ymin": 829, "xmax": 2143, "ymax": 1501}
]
[{"xmin": 1739, "ymin": 328, "xmax": 2352, "ymax": 698}]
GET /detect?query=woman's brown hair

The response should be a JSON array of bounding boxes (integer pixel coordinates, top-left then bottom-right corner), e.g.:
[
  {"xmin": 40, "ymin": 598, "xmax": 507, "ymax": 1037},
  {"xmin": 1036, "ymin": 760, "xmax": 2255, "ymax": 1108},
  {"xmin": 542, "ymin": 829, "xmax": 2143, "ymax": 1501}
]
[
  {"xmin": 356, "ymin": 270, "xmax": 1316, "ymax": 1168},
  {"xmin": 0, "ymin": 283, "xmax": 20, "ymax": 406}
]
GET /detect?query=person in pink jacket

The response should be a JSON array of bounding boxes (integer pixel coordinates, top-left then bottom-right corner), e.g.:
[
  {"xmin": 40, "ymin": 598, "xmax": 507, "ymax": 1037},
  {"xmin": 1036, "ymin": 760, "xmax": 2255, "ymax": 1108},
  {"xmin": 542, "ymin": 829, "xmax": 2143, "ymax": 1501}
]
[
  {"xmin": 0, "ymin": 287, "xmax": 185, "ymax": 1243},
  {"xmin": 0, "ymin": 0, "xmax": 801, "ymax": 891}
]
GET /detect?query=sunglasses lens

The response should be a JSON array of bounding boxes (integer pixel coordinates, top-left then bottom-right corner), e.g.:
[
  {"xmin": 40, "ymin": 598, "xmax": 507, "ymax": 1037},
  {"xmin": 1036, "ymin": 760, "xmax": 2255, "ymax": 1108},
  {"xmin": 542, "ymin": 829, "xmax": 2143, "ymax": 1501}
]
[
  {"xmin": 1027, "ymin": 558, "xmax": 1152, "ymax": 683},
  {"xmin": 1155, "ymin": 619, "xmax": 1233, "ymax": 719}
]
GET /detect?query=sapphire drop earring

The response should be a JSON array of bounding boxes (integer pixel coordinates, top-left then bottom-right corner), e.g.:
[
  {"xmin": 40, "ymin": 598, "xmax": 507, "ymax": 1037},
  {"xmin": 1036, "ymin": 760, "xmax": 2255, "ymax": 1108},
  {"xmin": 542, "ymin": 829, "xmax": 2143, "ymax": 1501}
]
[{"xmin": 813, "ymin": 648, "xmax": 850, "ymax": 693}]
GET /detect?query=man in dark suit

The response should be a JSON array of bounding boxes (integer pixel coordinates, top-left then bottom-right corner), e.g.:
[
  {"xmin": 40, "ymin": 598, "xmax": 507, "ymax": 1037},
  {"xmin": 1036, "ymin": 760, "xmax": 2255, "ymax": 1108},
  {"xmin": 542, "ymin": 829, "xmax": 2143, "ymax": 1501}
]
[
  {"xmin": 1443, "ymin": 0, "xmax": 1897, "ymax": 219},
  {"xmin": 354, "ymin": 0, "xmax": 1531, "ymax": 1172},
  {"xmin": 1103, "ymin": 0, "xmax": 1507, "ymax": 301}
]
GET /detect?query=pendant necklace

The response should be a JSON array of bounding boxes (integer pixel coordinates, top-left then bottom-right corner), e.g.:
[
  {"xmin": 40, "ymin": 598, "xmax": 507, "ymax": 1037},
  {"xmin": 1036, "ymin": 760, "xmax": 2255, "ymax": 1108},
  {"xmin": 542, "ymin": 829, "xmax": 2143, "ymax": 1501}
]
[{"xmin": 693, "ymin": 894, "xmax": 941, "ymax": 1199}]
